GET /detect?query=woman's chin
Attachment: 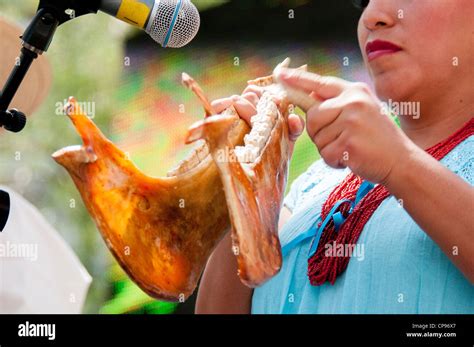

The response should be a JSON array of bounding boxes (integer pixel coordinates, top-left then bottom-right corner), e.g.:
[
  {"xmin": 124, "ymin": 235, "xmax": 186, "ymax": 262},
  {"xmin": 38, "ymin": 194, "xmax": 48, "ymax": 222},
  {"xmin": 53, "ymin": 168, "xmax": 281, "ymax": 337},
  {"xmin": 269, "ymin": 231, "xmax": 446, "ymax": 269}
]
[{"xmin": 372, "ymin": 71, "xmax": 419, "ymax": 102}]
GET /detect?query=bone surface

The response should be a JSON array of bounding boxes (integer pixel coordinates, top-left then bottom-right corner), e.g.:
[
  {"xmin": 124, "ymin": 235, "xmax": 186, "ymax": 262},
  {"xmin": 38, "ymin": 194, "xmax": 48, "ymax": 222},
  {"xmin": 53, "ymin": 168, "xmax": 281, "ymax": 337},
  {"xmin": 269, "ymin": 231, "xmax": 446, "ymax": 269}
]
[
  {"xmin": 53, "ymin": 61, "xmax": 297, "ymax": 300},
  {"xmin": 185, "ymin": 59, "xmax": 298, "ymax": 286}
]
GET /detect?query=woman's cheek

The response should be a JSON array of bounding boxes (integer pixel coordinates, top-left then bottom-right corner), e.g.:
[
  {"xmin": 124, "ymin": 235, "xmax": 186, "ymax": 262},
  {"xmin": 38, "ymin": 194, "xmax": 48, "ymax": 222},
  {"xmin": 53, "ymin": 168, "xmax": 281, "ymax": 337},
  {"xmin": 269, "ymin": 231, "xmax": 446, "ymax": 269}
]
[
  {"xmin": 414, "ymin": 2, "xmax": 467, "ymax": 61},
  {"xmin": 409, "ymin": 4, "xmax": 470, "ymax": 94}
]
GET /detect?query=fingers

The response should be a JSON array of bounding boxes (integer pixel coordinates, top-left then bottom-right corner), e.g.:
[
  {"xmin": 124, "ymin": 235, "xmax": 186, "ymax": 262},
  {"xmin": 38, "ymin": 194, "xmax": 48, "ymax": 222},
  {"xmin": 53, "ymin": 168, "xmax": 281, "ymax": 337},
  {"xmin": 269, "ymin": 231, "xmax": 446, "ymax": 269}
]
[
  {"xmin": 241, "ymin": 92, "xmax": 259, "ymax": 107},
  {"xmin": 210, "ymin": 95, "xmax": 257, "ymax": 126},
  {"xmin": 318, "ymin": 131, "xmax": 349, "ymax": 169},
  {"xmin": 242, "ymin": 85, "xmax": 264, "ymax": 97},
  {"xmin": 243, "ymin": 85, "xmax": 283, "ymax": 105},
  {"xmin": 211, "ymin": 97, "xmax": 233, "ymax": 114},
  {"xmin": 305, "ymin": 97, "xmax": 342, "ymax": 141},
  {"xmin": 275, "ymin": 67, "xmax": 347, "ymax": 100},
  {"xmin": 231, "ymin": 95, "xmax": 257, "ymax": 125},
  {"xmin": 212, "ymin": 97, "xmax": 305, "ymax": 142},
  {"xmin": 282, "ymin": 85, "xmax": 320, "ymax": 112},
  {"xmin": 287, "ymin": 114, "xmax": 305, "ymax": 142},
  {"xmin": 311, "ymin": 116, "xmax": 344, "ymax": 152}
]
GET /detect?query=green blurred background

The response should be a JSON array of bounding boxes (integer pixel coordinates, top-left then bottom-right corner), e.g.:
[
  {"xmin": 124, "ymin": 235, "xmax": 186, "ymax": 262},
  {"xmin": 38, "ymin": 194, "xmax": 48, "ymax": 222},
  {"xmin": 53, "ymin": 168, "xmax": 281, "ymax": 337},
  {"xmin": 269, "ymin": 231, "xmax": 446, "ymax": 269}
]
[{"xmin": 0, "ymin": 0, "xmax": 368, "ymax": 313}]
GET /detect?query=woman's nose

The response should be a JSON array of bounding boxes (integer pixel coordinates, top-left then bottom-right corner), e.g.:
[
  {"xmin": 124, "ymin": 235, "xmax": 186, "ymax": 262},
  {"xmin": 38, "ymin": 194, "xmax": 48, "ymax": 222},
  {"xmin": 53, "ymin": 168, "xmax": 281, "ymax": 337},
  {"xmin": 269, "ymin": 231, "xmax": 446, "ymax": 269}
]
[{"xmin": 362, "ymin": 0, "xmax": 396, "ymax": 31}]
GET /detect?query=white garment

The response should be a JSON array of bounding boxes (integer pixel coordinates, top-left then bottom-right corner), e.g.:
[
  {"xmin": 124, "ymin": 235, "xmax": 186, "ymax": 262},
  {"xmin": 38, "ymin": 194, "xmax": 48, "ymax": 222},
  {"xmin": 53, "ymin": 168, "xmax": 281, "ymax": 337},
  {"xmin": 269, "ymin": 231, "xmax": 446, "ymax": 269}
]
[{"xmin": 0, "ymin": 186, "xmax": 91, "ymax": 313}]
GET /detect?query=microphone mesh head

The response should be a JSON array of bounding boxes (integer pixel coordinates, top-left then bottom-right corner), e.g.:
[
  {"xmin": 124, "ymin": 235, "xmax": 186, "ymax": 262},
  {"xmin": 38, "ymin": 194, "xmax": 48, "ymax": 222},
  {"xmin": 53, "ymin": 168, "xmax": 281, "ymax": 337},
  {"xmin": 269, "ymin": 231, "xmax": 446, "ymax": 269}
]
[{"xmin": 147, "ymin": 0, "xmax": 200, "ymax": 48}]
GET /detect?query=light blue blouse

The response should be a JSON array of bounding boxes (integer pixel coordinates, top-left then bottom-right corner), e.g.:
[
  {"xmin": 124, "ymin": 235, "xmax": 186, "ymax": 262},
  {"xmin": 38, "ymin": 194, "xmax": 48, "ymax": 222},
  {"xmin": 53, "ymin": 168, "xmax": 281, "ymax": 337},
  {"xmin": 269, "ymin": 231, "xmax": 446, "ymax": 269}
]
[{"xmin": 251, "ymin": 136, "xmax": 474, "ymax": 314}]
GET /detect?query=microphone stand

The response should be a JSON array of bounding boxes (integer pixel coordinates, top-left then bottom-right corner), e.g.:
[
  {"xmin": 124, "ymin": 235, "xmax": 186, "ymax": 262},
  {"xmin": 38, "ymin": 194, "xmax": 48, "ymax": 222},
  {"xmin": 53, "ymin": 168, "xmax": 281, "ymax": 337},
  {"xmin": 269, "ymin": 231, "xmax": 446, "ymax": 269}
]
[{"xmin": 0, "ymin": 0, "xmax": 99, "ymax": 133}]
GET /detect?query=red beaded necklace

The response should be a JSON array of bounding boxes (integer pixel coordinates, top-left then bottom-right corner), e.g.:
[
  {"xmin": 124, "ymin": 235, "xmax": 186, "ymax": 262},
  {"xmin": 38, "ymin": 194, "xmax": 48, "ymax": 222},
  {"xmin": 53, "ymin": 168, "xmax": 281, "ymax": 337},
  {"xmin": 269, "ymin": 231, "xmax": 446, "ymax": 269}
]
[{"xmin": 308, "ymin": 118, "xmax": 474, "ymax": 286}]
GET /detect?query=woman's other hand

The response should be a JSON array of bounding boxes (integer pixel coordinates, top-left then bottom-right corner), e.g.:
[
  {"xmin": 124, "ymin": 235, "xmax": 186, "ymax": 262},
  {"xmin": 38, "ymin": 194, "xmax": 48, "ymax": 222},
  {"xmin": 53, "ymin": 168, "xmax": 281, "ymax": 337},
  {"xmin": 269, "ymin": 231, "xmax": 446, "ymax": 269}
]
[{"xmin": 276, "ymin": 67, "xmax": 415, "ymax": 185}]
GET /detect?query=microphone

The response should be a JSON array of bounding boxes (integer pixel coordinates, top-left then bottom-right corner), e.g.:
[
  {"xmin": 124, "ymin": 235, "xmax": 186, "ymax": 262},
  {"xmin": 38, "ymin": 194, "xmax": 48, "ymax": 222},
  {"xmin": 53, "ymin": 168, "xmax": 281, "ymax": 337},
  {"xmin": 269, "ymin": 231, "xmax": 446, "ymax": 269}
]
[
  {"xmin": 100, "ymin": 0, "xmax": 200, "ymax": 48},
  {"xmin": 0, "ymin": 0, "xmax": 200, "ymax": 133}
]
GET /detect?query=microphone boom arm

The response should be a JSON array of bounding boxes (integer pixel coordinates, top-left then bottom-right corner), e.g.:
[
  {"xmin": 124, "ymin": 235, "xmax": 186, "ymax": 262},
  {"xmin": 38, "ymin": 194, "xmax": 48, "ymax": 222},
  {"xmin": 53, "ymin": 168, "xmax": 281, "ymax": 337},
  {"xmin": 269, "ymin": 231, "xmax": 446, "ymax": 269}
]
[{"xmin": 0, "ymin": 0, "xmax": 100, "ymax": 133}]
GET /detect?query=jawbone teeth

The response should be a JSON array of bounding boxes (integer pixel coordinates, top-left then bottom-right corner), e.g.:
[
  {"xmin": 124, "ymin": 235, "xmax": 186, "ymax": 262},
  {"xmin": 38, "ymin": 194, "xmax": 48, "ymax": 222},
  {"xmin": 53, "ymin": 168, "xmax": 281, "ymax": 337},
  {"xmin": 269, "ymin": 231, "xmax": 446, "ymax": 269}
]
[{"xmin": 234, "ymin": 93, "xmax": 280, "ymax": 164}]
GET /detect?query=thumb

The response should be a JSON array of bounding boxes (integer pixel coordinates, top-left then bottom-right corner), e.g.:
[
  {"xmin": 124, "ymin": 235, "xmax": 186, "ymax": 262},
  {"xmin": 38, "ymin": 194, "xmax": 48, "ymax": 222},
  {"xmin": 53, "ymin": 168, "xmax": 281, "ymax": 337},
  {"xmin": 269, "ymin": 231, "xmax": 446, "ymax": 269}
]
[{"xmin": 288, "ymin": 113, "xmax": 305, "ymax": 142}]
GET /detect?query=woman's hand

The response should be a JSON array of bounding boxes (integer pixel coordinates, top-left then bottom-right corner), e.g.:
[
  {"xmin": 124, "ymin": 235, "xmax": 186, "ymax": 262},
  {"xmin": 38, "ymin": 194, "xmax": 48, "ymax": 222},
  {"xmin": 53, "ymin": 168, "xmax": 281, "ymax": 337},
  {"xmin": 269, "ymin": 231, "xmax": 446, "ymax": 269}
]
[
  {"xmin": 196, "ymin": 86, "xmax": 305, "ymax": 313},
  {"xmin": 210, "ymin": 85, "xmax": 305, "ymax": 154},
  {"xmin": 276, "ymin": 67, "xmax": 415, "ymax": 185}
]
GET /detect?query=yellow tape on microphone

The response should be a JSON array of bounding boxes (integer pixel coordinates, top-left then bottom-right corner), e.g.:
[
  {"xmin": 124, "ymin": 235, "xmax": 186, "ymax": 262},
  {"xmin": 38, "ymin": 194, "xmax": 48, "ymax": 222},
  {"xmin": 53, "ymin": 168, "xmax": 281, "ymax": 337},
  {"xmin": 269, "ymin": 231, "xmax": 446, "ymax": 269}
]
[{"xmin": 117, "ymin": 0, "xmax": 153, "ymax": 29}]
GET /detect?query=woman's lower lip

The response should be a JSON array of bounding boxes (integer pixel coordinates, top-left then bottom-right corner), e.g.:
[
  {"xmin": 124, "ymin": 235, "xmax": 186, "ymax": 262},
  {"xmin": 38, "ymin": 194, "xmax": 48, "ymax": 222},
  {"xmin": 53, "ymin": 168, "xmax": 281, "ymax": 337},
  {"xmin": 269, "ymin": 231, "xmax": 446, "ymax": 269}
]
[{"xmin": 367, "ymin": 49, "xmax": 401, "ymax": 62}]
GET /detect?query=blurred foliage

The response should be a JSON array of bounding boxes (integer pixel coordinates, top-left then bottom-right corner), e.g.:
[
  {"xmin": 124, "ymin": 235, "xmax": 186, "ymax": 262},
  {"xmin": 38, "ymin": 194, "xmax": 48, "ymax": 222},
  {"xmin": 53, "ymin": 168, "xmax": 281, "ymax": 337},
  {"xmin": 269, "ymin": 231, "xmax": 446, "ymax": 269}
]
[
  {"xmin": 194, "ymin": 0, "xmax": 230, "ymax": 11},
  {"xmin": 100, "ymin": 263, "xmax": 177, "ymax": 314}
]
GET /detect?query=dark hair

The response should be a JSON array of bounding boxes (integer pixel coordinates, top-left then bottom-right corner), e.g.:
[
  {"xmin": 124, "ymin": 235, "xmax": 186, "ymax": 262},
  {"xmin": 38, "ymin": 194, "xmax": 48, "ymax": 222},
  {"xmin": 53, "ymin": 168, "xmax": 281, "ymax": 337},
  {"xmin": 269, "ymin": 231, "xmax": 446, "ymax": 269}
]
[{"xmin": 352, "ymin": 0, "xmax": 370, "ymax": 10}]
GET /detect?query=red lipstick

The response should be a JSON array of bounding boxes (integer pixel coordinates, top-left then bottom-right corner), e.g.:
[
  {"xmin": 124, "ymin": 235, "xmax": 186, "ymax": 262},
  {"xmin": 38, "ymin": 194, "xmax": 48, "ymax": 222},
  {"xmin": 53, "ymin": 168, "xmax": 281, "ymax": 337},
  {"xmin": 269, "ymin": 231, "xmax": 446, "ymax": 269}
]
[{"xmin": 365, "ymin": 40, "xmax": 402, "ymax": 62}]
